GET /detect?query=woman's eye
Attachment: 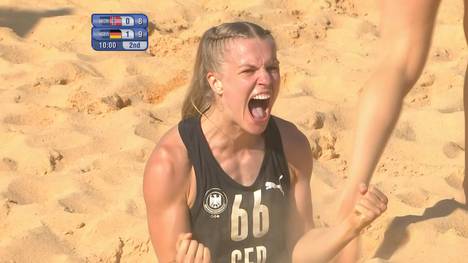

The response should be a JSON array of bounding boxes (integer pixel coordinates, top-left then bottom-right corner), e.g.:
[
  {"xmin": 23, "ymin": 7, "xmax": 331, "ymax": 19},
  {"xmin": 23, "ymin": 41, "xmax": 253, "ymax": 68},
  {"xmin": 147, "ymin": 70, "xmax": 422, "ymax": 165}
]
[
  {"xmin": 241, "ymin": 69, "xmax": 255, "ymax": 74},
  {"xmin": 267, "ymin": 66, "xmax": 279, "ymax": 72}
]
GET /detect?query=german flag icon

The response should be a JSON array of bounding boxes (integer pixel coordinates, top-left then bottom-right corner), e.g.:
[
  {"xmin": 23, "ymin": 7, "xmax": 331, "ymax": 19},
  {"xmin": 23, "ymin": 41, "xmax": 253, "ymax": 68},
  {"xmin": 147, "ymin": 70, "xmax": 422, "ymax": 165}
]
[{"xmin": 109, "ymin": 30, "xmax": 122, "ymax": 39}]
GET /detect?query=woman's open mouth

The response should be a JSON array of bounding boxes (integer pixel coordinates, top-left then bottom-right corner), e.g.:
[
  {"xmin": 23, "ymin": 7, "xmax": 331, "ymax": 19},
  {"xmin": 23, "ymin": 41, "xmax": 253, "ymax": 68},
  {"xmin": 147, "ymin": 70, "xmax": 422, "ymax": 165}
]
[{"xmin": 248, "ymin": 93, "xmax": 271, "ymax": 122}]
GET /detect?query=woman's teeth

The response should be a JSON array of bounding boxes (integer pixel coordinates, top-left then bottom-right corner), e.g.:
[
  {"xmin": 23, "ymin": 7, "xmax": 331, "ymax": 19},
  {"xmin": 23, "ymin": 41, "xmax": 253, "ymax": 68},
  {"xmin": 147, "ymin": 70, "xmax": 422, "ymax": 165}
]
[{"xmin": 251, "ymin": 94, "xmax": 270, "ymax": 100}]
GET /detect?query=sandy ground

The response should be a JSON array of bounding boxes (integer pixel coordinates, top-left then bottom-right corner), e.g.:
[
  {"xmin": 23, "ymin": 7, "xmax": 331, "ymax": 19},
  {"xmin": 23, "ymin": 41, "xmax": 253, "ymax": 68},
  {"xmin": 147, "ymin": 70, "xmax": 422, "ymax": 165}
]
[{"xmin": 0, "ymin": 0, "xmax": 467, "ymax": 262}]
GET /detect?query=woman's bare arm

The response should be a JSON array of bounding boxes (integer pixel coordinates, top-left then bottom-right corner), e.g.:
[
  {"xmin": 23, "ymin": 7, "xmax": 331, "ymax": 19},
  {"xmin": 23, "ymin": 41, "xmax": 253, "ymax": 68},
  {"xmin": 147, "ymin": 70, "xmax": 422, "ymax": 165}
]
[
  {"xmin": 276, "ymin": 118, "xmax": 388, "ymax": 263},
  {"xmin": 275, "ymin": 118, "xmax": 314, "ymax": 253},
  {"xmin": 143, "ymin": 127, "xmax": 193, "ymax": 262}
]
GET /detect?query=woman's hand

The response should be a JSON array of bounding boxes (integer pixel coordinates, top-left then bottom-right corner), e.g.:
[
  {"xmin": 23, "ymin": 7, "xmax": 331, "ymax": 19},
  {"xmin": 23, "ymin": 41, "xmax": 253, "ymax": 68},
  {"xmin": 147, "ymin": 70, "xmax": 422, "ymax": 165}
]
[
  {"xmin": 176, "ymin": 233, "xmax": 212, "ymax": 263},
  {"xmin": 346, "ymin": 184, "xmax": 388, "ymax": 236}
]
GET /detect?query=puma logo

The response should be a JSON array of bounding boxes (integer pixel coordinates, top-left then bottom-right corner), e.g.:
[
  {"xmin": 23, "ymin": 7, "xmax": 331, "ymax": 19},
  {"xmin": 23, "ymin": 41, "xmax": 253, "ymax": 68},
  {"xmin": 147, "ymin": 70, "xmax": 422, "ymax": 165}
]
[{"xmin": 265, "ymin": 174, "xmax": 284, "ymax": 195}]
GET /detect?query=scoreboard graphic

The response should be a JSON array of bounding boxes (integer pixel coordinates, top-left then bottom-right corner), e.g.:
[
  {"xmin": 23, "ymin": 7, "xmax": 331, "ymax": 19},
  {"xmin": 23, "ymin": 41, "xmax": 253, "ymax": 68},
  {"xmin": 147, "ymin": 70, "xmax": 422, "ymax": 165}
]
[{"xmin": 91, "ymin": 14, "xmax": 148, "ymax": 51}]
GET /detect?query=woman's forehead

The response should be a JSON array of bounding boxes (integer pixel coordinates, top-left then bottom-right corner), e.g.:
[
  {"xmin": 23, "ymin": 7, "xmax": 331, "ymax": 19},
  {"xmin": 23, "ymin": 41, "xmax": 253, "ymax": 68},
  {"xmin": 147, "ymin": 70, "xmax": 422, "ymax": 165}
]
[{"xmin": 222, "ymin": 37, "xmax": 277, "ymax": 66}]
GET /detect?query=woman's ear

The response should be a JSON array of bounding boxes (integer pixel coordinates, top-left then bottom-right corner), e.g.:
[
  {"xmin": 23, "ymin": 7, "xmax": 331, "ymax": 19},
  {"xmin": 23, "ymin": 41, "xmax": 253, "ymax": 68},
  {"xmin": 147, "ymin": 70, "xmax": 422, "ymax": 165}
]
[
  {"xmin": 207, "ymin": 73, "xmax": 223, "ymax": 95},
  {"xmin": 214, "ymin": 81, "xmax": 223, "ymax": 95}
]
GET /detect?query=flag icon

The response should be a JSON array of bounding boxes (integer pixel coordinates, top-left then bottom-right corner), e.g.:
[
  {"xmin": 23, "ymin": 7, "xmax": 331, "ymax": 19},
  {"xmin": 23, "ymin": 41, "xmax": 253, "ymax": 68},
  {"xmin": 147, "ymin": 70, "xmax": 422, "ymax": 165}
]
[
  {"xmin": 110, "ymin": 16, "xmax": 122, "ymax": 26},
  {"xmin": 109, "ymin": 29, "xmax": 122, "ymax": 39}
]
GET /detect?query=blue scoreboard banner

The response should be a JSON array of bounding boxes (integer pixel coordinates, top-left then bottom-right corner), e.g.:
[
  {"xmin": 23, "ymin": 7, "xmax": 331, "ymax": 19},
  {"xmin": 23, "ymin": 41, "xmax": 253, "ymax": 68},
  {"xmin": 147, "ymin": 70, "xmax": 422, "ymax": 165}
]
[{"xmin": 91, "ymin": 14, "xmax": 148, "ymax": 51}]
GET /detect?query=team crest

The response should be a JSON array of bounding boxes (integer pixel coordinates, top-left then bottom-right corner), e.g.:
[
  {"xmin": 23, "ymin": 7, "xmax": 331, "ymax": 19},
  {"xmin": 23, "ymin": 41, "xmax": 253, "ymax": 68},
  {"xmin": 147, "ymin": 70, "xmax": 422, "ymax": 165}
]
[{"xmin": 203, "ymin": 188, "xmax": 228, "ymax": 218}]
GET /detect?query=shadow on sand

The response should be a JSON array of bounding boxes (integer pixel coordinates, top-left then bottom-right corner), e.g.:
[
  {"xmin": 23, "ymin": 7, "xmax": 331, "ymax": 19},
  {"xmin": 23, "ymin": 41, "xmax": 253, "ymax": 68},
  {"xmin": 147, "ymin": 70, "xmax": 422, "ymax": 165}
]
[
  {"xmin": 374, "ymin": 198, "xmax": 468, "ymax": 259},
  {"xmin": 0, "ymin": 7, "xmax": 73, "ymax": 37}
]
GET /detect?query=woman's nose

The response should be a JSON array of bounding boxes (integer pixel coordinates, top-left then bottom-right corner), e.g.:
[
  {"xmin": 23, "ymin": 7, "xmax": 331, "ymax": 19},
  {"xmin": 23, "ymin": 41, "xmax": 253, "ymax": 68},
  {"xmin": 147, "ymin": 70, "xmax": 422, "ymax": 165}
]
[{"xmin": 256, "ymin": 68, "xmax": 272, "ymax": 86}]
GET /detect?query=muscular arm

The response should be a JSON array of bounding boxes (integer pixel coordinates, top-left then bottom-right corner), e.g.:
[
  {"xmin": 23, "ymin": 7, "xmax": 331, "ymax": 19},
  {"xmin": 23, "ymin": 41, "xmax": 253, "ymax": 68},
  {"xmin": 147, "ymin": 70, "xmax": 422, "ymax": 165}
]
[
  {"xmin": 276, "ymin": 118, "xmax": 387, "ymax": 263},
  {"xmin": 276, "ymin": 118, "xmax": 314, "ymax": 249},
  {"xmin": 143, "ymin": 127, "xmax": 193, "ymax": 262},
  {"xmin": 275, "ymin": 118, "xmax": 314, "ymax": 255}
]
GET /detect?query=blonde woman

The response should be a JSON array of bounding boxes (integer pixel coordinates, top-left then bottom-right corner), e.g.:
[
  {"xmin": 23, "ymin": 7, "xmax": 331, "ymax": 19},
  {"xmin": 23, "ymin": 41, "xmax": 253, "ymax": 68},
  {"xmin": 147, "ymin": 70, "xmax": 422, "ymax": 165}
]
[{"xmin": 143, "ymin": 22, "xmax": 388, "ymax": 263}]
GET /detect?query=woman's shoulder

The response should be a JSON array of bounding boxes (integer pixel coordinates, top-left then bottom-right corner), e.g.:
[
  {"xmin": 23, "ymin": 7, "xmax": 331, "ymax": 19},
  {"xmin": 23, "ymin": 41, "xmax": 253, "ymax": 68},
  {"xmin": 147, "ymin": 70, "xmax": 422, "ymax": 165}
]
[
  {"xmin": 272, "ymin": 116, "xmax": 309, "ymax": 145},
  {"xmin": 271, "ymin": 116, "xmax": 313, "ymax": 177},
  {"xmin": 143, "ymin": 123, "xmax": 193, "ymax": 211},
  {"xmin": 144, "ymin": 123, "xmax": 190, "ymax": 180}
]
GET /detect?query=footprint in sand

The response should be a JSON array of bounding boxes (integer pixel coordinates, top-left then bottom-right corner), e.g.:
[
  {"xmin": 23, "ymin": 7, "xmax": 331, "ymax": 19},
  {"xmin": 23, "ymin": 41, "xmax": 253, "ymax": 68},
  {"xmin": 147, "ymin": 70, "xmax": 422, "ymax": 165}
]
[
  {"xmin": 394, "ymin": 121, "xmax": 416, "ymax": 141},
  {"xmin": 3, "ymin": 106, "xmax": 64, "ymax": 127},
  {"xmin": 58, "ymin": 189, "xmax": 109, "ymax": 214},
  {"xmin": 36, "ymin": 60, "xmax": 102, "ymax": 87},
  {"xmin": 125, "ymin": 199, "xmax": 142, "ymax": 217},
  {"xmin": 432, "ymin": 209, "xmax": 468, "ymax": 238},
  {"xmin": 0, "ymin": 43, "xmax": 36, "ymax": 64},
  {"xmin": 0, "ymin": 132, "xmax": 65, "ymax": 175},
  {"xmin": 3, "ymin": 112, "xmax": 52, "ymax": 127},
  {"xmin": 356, "ymin": 20, "xmax": 379, "ymax": 39},
  {"xmin": 68, "ymin": 91, "xmax": 131, "ymax": 114},
  {"xmin": 26, "ymin": 130, "xmax": 91, "ymax": 150},
  {"xmin": 0, "ymin": 157, "xmax": 17, "ymax": 171},
  {"xmin": 396, "ymin": 188, "xmax": 431, "ymax": 208},
  {"xmin": 431, "ymin": 88, "xmax": 463, "ymax": 114},
  {"xmin": 0, "ymin": 225, "xmax": 76, "ymax": 261},
  {"xmin": 134, "ymin": 110, "xmax": 171, "ymax": 141},
  {"xmin": 3, "ymin": 176, "xmax": 51, "ymax": 205},
  {"xmin": 442, "ymin": 141, "xmax": 464, "ymax": 159},
  {"xmin": 2, "ymin": 168, "xmax": 70, "ymax": 205},
  {"xmin": 444, "ymin": 170, "xmax": 464, "ymax": 189}
]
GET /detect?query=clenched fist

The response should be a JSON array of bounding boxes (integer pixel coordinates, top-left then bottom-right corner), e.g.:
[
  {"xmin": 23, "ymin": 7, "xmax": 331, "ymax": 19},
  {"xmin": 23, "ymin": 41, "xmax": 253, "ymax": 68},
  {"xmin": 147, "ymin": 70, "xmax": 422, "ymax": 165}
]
[
  {"xmin": 175, "ymin": 233, "xmax": 212, "ymax": 263},
  {"xmin": 346, "ymin": 184, "xmax": 388, "ymax": 234}
]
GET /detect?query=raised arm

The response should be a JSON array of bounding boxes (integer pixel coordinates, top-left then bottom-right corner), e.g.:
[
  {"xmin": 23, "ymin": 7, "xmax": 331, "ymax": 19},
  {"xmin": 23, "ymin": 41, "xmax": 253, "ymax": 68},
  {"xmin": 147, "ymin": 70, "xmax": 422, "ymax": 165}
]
[
  {"xmin": 276, "ymin": 118, "xmax": 388, "ymax": 263},
  {"xmin": 292, "ymin": 183, "xmax": 387, "ymax": 263},
  {"xmin": 143, "ymin": 127, "xmax": 195, "ymax": 262}
]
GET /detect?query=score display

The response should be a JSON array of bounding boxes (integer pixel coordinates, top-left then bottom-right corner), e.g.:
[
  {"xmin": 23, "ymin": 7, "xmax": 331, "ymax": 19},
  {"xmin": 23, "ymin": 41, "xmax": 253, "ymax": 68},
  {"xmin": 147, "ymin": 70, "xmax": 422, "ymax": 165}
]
[{"xmin": 91, "ymin": 14, "xmax": 148, "ymax": 51}]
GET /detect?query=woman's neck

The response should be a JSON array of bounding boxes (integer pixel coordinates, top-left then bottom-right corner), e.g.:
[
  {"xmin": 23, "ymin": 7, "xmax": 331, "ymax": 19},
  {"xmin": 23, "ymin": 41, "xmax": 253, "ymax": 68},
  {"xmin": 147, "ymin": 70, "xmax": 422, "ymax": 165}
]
[{"xmin": 201, "ymin": 108, "xmax": 264, "ymax": 154}]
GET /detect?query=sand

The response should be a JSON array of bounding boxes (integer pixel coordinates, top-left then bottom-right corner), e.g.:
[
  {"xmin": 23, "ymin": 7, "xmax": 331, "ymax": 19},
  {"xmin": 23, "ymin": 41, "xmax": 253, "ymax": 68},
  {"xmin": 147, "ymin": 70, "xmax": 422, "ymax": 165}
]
[{"xmin": 0, "ymin": 0, "xmax": 467, "ymax": 262}]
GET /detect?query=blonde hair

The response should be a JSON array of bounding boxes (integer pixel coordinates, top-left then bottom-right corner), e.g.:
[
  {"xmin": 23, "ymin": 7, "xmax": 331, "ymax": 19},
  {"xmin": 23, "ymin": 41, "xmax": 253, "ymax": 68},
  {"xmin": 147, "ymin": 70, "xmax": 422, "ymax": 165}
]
[{"xmin": 181, "ymin": 21, "xmax": 275, "ymax": 119}]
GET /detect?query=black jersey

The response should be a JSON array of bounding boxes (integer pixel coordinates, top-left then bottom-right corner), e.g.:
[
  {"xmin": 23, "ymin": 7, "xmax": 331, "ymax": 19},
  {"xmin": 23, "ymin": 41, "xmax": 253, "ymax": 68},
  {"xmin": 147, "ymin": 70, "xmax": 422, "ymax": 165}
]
[{"xmin": 178, "ymin": 116, "xmax": 291, "ymax": 263}]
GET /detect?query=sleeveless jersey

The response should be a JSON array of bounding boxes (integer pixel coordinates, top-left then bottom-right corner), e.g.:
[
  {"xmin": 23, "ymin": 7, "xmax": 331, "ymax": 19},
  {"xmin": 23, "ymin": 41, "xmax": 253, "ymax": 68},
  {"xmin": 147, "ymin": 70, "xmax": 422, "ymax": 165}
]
[{"xmin": 178, "ymin": 116, "xmax": 291, "ymax": 263}]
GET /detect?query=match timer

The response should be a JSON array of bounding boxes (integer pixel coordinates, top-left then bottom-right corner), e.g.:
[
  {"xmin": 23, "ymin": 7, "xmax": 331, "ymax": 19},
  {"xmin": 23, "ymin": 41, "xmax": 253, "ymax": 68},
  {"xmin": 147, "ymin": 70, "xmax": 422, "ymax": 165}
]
[{"xmin": 91, "ymin": 14, "xmax": 149, "ymax": 51}]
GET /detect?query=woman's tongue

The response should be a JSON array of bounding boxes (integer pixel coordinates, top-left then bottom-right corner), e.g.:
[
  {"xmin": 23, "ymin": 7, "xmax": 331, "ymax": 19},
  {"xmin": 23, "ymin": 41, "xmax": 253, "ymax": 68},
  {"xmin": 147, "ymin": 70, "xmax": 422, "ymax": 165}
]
[
  {"xmin": 249, "ymin": 99, "xmax": 267, "ymax": 120},
  {"xmin": 251, "ymin": 106, "xmax": 266, "ymax": 119}
]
